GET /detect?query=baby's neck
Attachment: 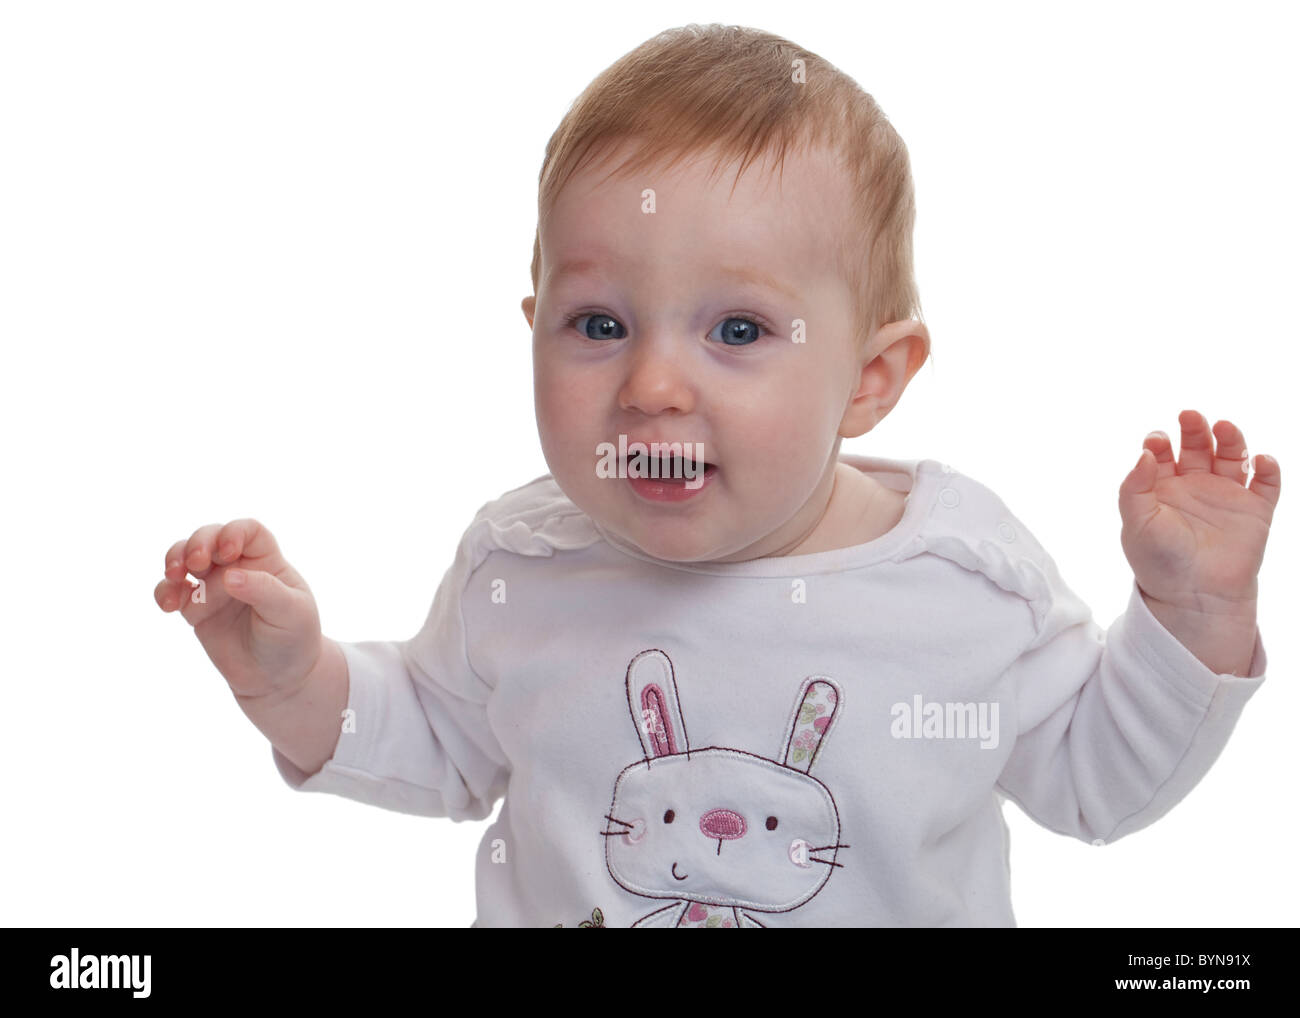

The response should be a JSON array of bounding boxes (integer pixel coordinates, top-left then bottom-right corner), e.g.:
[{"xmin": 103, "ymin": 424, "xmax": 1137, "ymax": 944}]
[{"xmin": 784, "ymin": 462, "xmax": 907, "ymax": 556}]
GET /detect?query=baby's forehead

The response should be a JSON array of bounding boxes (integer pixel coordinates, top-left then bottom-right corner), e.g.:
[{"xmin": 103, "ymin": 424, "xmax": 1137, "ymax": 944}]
[{"xmin": 548, "ymin": 144, "xmax": 853, "ymax": 282}]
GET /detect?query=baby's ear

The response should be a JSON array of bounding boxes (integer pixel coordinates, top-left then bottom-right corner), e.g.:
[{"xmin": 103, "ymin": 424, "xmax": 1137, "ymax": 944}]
[
  {"xmin": 625, "ymin": 649, "xmax": 689, "ymax": 761},
  {"xmin": 521, "ymin": 295, "xmax": 536, "ymax": 328},
  {"xmin": 780, "ymin": 677, "xmax": 841, "ymax": 774},
  {"xmin": 841, "ymin": 319, "xmax": 931, "ymax": 437}
]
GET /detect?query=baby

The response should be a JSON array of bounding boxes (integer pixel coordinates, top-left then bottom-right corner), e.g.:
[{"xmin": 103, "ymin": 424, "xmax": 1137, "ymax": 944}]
[{"xmin": 156, "ymin": 24, "xmax": 1279, "ymax": 927}]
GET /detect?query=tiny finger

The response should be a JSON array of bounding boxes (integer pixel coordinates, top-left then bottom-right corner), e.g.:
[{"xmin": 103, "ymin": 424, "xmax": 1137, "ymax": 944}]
[
  {"xmin": 183, "ymin": 523, "xmax": 225, "ymax": 577},
  {"xmin": 1210, "ymin": 419, "xmax": 1250, "ymax": 486},
  {"xmin": 1176, "ymin": 409, "xmax": 1215, "ymax": 474},
  {"xmin": 154, "ymin": 577, "xmax": 192, "ymax": 612},
  {"xmin": 1143, "ymin": 429, "xmax": 1178, "ymax": 482},
  {"xmin": 213, "ymin": 518, "xmax": 279, "ymax": 567},
  {"xmin": 164, "ymin": 539, "xmax": 189, "ymax": 582},
  {"xmin": 1247, "ymin": 453, "xmax": 1282, "ymax": 509}
]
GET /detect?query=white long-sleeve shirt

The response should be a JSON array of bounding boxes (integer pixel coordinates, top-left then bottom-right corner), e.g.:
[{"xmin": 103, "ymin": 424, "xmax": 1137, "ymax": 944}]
[{"xmin": 272, "ymin": 454, "xmax": 1268, "ymax": 927}]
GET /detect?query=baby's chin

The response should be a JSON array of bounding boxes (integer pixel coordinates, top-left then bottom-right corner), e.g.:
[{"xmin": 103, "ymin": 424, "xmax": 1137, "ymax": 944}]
[{"xmin": 555, "ymin": 469, "xmax": 775, "ymax": 563}]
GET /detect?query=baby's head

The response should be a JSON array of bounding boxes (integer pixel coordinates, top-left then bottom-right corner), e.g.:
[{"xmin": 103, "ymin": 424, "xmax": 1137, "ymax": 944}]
[{"xmin": 522, "ymin": 24, "xmax": 931, "ymax": 563}]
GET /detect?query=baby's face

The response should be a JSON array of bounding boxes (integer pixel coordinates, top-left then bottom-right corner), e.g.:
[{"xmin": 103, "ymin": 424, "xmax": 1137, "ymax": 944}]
[{"xmin": 525, "ymin": 139, "xmax": 874, "ymax": 563}]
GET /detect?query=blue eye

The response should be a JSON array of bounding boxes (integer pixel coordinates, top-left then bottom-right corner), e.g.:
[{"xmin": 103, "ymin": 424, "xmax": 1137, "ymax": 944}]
[
  {"xmin": 564, "ymin": 312, "xmax": 626, "ymax": 341},
  {"xmin": 562, "ymin": 312, "xmax": 770, "ymax": 345},
  {"xmin": 710, "ymin": 317, "xmax": 765, "ymax": 346}
]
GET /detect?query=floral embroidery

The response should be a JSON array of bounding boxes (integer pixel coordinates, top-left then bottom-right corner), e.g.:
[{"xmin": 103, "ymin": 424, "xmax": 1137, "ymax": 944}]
[
  {"xmin": 553, "ymin": 907, "xmax": 605, "ymax": 928},
  {"xmin": 678, "ymin": 902, "xmax": 737, "ymax": 928},
  {"xmin": 789, "ymin": 682, "xmax": 837, "ymax": 764}
]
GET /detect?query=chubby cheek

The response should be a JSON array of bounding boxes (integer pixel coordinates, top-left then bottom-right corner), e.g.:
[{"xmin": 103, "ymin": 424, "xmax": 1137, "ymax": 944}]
[
  {"xmin": 532, "ymin": 363, "xmax": 570, "ymax": 439},
  {"xmin": 534, "ymin": 377, "xmax": 597, "ymax": 485},
  {"xmin": 727, "ymin": 407, "xmax": 831, "ymax": 501}
]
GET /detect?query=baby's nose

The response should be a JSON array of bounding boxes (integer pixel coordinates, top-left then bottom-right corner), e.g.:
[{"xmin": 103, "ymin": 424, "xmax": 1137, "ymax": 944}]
[
  {"xmin": 618, "ymin": 342, "xmax": 696, "ymax": 416},
  {"xmin": 699, "ymin": 808, "xmax": 746, "ymax": 840}
]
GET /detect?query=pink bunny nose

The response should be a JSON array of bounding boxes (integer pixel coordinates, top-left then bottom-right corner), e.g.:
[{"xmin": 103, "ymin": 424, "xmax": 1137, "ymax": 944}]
[{"xmin": 699, "ymin": 808, "xmax": 746, "ymax": 840}]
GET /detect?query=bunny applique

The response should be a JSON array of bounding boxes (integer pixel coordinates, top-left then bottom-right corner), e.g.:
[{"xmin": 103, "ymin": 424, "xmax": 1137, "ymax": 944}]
[{"xmin": 602, "ymin": 648, "xmax": 848, "ymax": 927}]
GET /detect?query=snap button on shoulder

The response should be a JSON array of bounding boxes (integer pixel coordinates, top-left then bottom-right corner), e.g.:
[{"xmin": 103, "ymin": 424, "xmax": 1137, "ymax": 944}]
[
  {"xmin": 998, "ymin": 522, "xmax": 1016, "ymax": 542},
  {"xmin": 939, "ymin": 487, "xmax": 960, "ymax": 507}
]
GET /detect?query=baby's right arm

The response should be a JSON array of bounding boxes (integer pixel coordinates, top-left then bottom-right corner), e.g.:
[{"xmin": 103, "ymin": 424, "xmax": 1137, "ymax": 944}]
[{"xmin": 155, "ymin": 518, "xmax": 347, "ymax": 779}]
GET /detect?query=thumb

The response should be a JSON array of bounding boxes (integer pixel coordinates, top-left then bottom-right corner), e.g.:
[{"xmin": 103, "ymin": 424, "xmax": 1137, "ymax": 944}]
[
  {"xmin": 1118, "ymin": 447, "xmax": 1160, "ymax": 524},
  {"xmin": 222, "ymin": 567, "xmax": 305, "ymax": 626}
]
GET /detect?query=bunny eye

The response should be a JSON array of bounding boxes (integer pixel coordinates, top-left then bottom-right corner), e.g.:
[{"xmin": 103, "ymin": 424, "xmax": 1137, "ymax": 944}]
[
  {"xmin": 663, "ymin": 809, "xmax": 675, "ymax": 824},
  {"xmin": 766, "ymin": 816, "xmax": 779, "ymax": 831}
]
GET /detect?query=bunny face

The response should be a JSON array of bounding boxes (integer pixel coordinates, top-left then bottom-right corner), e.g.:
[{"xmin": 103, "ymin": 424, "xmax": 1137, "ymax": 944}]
[
  {"xmin": 604, "ymin": 649, "xmax": 847, "ymax": 917},
  {"xmin": 607, "ymin": 749, "xmax": 840, "ymax": 910}
]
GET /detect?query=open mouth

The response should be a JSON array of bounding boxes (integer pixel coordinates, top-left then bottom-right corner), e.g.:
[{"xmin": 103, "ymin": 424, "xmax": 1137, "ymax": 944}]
[{"xmin": 624, "ymin": 455, "xmax": 717, "ymax": 477}]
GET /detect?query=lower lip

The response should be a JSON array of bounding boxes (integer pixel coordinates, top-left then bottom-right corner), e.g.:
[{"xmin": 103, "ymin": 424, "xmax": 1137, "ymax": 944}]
[{"xmin": 627, "ymin": 464, "xmax": 717, "ymax": 502}]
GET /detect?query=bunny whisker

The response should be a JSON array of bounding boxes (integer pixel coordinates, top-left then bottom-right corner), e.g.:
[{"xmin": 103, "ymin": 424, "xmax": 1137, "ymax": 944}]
[
  {"xmin": 599, "ymin": 829, "xmax": 632, "ymax": 836},
  {"xmin": 806, "ymin": 856, "xmax": 845, "ymax": 869},
  {"xmin": 604, "ymin": 814, "xmax": 634, "ymax": 828},
  {"xmin": 807, "ymin": 843, "xmax": 850, "ymax": 852}
]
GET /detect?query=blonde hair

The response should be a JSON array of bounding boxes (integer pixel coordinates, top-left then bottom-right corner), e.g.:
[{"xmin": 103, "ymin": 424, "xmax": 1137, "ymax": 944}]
[{"xmin": 528, "ymin": 23, "xmax": 925, "ymax": 350}]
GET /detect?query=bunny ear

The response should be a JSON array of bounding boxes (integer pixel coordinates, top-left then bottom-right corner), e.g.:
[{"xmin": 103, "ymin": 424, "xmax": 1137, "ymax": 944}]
[
  {"xmin": 625, "ymin": 649, "xmax": 689, "ymax": 762},
  {"xmin": 780, "ymin": 676, "xmax": 841, "ymax": 774}
]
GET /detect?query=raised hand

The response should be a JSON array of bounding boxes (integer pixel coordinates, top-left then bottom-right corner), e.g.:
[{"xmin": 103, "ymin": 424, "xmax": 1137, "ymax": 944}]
[
  {"xmin": 1117, "ymin": 410, "xmax": 1280, "ymax": 674},
  {"xmin": 154, "ymin": 518, "xmax": 324, "ymax": 701}
]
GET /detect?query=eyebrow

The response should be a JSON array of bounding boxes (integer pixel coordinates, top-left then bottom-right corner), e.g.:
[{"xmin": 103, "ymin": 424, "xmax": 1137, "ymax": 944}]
[{"xmin": 551, "ymin": 259, "xmax": 799, "ymax": 301}]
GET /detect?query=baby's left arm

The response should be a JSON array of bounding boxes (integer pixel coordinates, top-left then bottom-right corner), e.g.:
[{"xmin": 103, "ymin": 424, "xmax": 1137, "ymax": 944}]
[{"xmin": 1117, "ymin": 410, "xmax": 1281, "ymax": 676}]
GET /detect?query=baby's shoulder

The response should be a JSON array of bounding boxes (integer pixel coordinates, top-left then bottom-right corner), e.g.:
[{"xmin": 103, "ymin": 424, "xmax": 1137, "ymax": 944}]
[
  {"xmin": 906, "ymin": 460, "xmax": 1060, "ymax": 610},
  {"xmin": 463, "ymin": 472, "xmax": 603, "ymax": 559},
  {"xmin": 914, "ymin": 462, "xmax": 1042, "ymax": 545}
]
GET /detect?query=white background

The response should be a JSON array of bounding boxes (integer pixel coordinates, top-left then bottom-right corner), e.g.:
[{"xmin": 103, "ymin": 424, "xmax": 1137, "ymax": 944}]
[{"xmin": 2, "ymin": 0, "xmax": 1294, "ymax": 927}]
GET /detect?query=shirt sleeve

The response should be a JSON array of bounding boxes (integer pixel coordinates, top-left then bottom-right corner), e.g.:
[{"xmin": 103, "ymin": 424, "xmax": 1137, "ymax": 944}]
[
  {"xmin": 270, "ymin": 516, "xmax": 509, "ymax": 822},
  {"xmin": 994, "ymin": 556, "xmax": 1267, "ymax": 845}
]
